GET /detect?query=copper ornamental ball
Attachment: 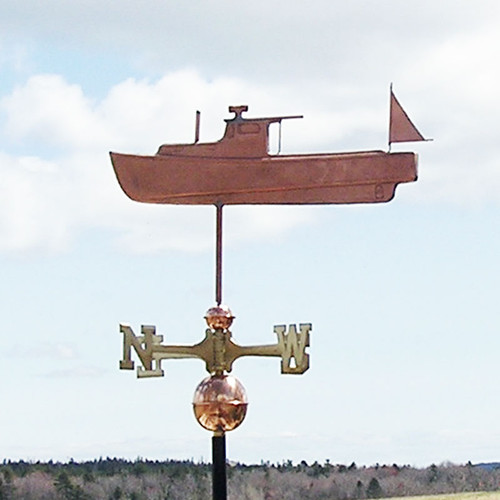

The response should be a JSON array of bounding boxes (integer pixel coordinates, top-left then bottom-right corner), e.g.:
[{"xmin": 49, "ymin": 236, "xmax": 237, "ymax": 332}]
[
  {"xmin": 205, "ymin": 305, "xmax": 234, "ymax": 330},
  {"xmin": 193, "ymin": 374, "xmax": 248, "ymax": 433}
]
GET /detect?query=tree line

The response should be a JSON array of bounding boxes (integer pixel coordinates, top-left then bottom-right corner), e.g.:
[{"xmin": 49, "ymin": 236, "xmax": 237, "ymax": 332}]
[{"xmin": 0, "ymin": 458, "xmax": 499, "ymax": 499}]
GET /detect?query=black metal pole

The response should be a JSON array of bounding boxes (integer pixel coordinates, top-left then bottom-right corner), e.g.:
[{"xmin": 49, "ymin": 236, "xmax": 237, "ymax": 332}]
[{"xmin": 212, "ymin": 433, "xmax": 227, "ymax": 500}]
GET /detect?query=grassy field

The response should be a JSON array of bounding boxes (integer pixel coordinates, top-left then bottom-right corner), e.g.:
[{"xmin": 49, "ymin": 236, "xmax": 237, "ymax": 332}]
[{"xmin": 385, "ymin": 493, "xmax": 500, "ymax": 500}]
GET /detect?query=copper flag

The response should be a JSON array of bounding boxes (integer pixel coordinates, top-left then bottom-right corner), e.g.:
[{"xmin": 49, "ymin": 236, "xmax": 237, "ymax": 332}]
[{"xmin": 389, "ymin": 87, "xmax": 425, "ymax": 145}]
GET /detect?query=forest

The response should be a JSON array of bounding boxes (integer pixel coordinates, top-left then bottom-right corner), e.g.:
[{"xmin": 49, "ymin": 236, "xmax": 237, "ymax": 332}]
[{"xmin": 1, "ymin": 458, "xmax": 500, "ymax": 499}]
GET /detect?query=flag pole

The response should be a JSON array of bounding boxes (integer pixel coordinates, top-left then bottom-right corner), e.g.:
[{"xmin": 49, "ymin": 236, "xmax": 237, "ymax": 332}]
[{"xmin": 388, "ymin": 83, "xmax": 393, "ymax": 153}]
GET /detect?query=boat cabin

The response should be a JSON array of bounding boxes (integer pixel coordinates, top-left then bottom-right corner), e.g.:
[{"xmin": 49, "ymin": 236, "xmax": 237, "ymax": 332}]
[{"xmin": 157, "ymin": 105, "xmax": 302, "ymax": 159}]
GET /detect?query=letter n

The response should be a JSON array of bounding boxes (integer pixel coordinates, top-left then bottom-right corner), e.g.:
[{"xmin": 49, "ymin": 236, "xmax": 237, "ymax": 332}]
[{"xmin": 120, "ymin": 324, "xmax": 163, "ymax": 377}]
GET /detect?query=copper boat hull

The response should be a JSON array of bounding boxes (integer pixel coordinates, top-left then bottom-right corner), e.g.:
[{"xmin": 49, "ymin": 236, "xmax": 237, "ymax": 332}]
[{"xmin": 110, "ymin": 150, "xmax": 417, "ymax": 205}]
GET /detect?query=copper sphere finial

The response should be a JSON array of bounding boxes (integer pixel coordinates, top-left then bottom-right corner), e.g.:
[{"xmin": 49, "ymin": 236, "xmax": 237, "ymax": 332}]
[
  {"xmin": 205, "ymin": 305, "xmax": 234, "ymax": 330},
  {"xmin": 193, "ymin": 374, "xmax": 248, "ymax": 433}
]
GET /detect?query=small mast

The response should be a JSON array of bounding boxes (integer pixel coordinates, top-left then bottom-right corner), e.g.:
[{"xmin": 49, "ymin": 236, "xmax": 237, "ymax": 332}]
[{"xmin": 194, "ymin": 110, "xmax": 201, "ymax": 143}]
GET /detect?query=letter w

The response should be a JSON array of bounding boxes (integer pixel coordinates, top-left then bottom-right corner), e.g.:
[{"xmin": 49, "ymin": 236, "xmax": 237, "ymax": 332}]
[{"xmin": 274, "ymin": 324, "xmax": 311, "ymax": 374}]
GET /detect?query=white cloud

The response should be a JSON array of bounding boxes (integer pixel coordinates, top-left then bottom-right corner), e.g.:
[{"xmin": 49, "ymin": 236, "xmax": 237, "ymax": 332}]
[
  {"xmin": 0, "ymin": 153, "xmax": 75, "ymax": 252},
  {"xmin": 10, "ymin": 341, "xmax": 79, "ymax": 360},
  {"xmin": 41, "ymin": 365, "xmax": 107, "ymax": 379},
  {"xmin": 2, "ymin": 1, "xmax": 498, "ymax": 83},
  {"xmin": 392, "ymin": 23, "xmax": 500, "ymax": 206},
  {"xmin": 2, "ymin": 74, "xmax": 105, "ymax": 150}
]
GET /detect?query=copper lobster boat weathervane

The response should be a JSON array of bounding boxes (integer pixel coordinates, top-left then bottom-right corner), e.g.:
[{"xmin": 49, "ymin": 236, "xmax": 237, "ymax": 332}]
[{"xmin": 111, "ymin": 87, "xmax": 427, "ymax": 500}]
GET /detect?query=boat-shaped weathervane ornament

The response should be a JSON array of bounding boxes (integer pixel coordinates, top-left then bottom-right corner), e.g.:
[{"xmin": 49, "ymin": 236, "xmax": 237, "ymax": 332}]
[{"xmin": 111, "ymin": 87, "xmax": 427, "ymax": 207}]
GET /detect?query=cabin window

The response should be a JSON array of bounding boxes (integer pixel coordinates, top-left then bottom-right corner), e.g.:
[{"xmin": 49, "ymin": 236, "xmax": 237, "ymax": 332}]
[
  {"xmin": 237, "ymin": 123, "xmax": 261, "ymax": 135},
  {"xmin": 268, "ymin": 122, "xmax": 281, "ymax": 154}
]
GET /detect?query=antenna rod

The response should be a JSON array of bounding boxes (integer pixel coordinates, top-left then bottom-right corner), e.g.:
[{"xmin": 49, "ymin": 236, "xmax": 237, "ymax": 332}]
[
  {"xmin": 215, "ymin": 203, "xmax": 224, "ymax": 305},
  {"xmin": 195, "ymin": 110, "xmax": 201, "ymax": 143}
]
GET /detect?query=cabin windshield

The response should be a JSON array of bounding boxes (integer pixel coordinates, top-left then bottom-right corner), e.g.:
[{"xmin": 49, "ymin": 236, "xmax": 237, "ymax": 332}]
[{"xmin": 268, "ymin": 122, "xmax": 282, "ymax": 154}]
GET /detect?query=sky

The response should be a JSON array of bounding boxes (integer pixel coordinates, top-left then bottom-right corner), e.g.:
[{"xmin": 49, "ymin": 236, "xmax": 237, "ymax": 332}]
[{"xmin": 1, "ymin": 0, "xmax": 500, "ymax": 468}]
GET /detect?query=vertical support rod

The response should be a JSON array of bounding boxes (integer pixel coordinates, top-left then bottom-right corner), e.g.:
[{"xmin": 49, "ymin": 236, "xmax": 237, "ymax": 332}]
[
  {"xmin": 212, "ymin": 433, "xmax": 227, "ymax": 500},
  {"xmin": 215, "ymin": 203, "xmax": 224, "ymax": 306},
  {"xmin": 195, "ymin": 110, "xmax": 201, "ymax": 143}
]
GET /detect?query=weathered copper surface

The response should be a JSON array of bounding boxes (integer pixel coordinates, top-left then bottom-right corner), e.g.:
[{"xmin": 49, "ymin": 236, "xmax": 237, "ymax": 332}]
[
  {"xmin": 389, "ymin": 87, "xmax": 426, "ymax": 144},
  {"xmin": 193, "ymin": 374, "xmax": 248, "ymax": 433},
  {"xmin": 205, "ymin": 305, "xmax": 234, "ymax": 330},
  {"xmin": 110, "ymin": 105, "xmax": 418, "ymax": 205}
]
